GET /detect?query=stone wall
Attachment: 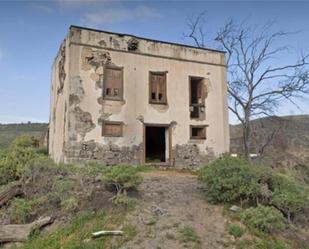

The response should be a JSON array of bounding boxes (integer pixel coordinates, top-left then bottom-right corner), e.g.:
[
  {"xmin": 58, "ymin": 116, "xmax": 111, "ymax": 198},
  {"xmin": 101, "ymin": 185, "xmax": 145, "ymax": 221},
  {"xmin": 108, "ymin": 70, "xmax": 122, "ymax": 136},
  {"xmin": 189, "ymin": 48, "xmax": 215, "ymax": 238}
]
[
  {"xmin": 173, "ymin": 144, "xmax": 215, "ymax": 170},
  {"xmin": 65, "ymin": 140, "xmax": 140, "ymax": 165}
]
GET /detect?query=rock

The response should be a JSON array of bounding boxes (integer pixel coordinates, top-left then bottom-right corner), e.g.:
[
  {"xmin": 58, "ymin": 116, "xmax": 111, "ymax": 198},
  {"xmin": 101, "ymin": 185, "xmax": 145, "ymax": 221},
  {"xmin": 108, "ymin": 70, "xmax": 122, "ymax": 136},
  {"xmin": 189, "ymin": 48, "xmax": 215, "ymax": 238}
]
[
  {"xmin": 149, "ymin": 205, "xmax": 166, "ymax": 216},
  {"xmin": 229, "ymin": 205, "xmax": 241, "ymax": 212}
]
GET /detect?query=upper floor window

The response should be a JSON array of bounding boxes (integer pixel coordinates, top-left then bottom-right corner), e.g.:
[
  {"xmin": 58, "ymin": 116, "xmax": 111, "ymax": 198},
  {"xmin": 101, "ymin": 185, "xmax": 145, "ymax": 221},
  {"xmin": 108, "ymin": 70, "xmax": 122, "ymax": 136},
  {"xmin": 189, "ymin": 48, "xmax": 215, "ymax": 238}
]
[
  {"xmin": 189, "ymin": 76, "xmax": 206, "ymax": 119},
  {"xmin": 149, "ymin": 71, "xmax": 167, "ymax": 104},
  {"xmin": 103, "ymin": 65, "xmax": 123, "ymax": 101}
]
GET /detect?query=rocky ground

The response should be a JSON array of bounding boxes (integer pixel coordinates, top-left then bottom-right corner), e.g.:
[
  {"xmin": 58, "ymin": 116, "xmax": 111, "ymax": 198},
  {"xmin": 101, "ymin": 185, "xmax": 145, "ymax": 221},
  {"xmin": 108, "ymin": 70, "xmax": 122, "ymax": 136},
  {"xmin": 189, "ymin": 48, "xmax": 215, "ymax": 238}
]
[{"xmin": 122, "ymin": 171, "xmax": 234, "ymax": 249}]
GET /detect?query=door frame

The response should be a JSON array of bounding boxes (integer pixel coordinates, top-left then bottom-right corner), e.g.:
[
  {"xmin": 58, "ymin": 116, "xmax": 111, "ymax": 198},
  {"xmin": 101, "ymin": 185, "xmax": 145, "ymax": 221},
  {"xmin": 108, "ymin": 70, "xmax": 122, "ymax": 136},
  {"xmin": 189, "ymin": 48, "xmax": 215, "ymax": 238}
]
[{"xmin": 142, "ymin": 123, "xmax": 172, "ymax": 166}]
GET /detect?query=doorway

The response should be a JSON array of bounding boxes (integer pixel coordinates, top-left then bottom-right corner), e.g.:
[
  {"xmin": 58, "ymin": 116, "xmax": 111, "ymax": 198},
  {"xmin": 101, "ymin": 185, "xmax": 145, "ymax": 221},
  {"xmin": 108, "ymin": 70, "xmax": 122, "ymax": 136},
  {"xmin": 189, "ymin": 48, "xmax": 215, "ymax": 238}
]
[{"xmin": 145, "ymin": 126, "xmax": 167, "ymax": 163}]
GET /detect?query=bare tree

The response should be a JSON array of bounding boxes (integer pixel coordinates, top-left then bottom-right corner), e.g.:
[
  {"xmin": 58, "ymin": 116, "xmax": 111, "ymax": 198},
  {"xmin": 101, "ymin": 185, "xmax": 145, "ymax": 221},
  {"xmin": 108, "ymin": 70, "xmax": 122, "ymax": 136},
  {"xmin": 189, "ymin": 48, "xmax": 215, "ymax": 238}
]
[{"xmin": 185, "ymin": 14, "xmax": 309, "ymax": 160}]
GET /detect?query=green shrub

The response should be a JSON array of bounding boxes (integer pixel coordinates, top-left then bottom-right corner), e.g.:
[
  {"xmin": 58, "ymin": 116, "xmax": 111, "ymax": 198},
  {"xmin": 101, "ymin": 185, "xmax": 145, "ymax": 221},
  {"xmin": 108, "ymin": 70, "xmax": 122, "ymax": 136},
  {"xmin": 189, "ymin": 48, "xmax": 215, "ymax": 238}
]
[
  {"xmin": 102, "ymin": 165, "xmax": 142, "ymax": 196},
  {"xmin": 0, "ymin": 135, "xmax": 39, "ymax": 184},
  {"xmin": 199, "ymin": 155, "xmax": 262, "ymax": 204},
  {"xmin": 241, "ymin": 205, "xmax": 285, "ymax": 234},
  {"xmin": 228, "ymin": 224, "xmax": 244, "ymax": 238},
  {"xmin": 270, "ymin": 174, "xmax": 307, "ymax": 221},
  {"xmin": 254, "ymin": 238, "xmax": 290, "ymax": 249}
]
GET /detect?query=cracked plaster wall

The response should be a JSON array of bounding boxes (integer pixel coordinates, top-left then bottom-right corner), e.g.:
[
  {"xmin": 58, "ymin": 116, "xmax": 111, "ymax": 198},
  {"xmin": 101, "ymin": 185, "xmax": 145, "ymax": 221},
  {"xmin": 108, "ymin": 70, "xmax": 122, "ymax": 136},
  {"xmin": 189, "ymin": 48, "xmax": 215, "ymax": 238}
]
[{"xmin": 49, "ymin": 27, "xmax": 230, "ymax": 168}]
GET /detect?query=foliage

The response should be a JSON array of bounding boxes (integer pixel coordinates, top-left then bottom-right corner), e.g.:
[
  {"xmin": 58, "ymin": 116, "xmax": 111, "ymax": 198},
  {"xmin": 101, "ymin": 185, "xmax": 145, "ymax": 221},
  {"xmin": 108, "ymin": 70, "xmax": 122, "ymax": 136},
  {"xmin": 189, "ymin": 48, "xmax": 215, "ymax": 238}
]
[
  {"xmin": 52, "ymin": 179, "xmax": 75, "ymax": 194},
  {"xmin": 179, "ymin": 226, "xmax": 200, "ymax": 243},
  {"xmin": 254, "ymin": 238, "xmax": 290, "ymax": 249},
  {"xmin": 15, "ymin": 211, "xmax": 136, "ymax": 249},
  {"xmin": 0, "ymin": 135, "xmax": 40, "ymax": 184},
  {"xmin": 123, "ymin": 225, "xmax": 138, "ymax": 238},
  {"xmin": 241, "ymin": 205, "xmax": 285, "ymax": 234},
  {"xmin": 199, "ymin": 155, "xmax": 262, "ymax": 203},
  {"xmin": 9, "ymin": 197, "xmax": 42, "ymax": 223},
  {"xmin": 0, "ymin": 123, "xmax": 47, "ymax": 150},
  {"xmin": 146, "ymin": 216, "xmax": 157, "ymax": 226},
  {"xmin": 111, "ymin": 194, "xmax": 136, "ymax": 210},
  {"xmin": 102, "ymin": 165, "xmax": 142, "ymax": 196},
  {"xmin": 61, "ymin": 196, "xmax": 79, "ymax": 214},
  {"xmin": 228, "ymin": 224, "xmax": 244, "ymax": 238},
  {"xmin": 270, "ymin": 173, "xmax": 307, "ymax": 221}
]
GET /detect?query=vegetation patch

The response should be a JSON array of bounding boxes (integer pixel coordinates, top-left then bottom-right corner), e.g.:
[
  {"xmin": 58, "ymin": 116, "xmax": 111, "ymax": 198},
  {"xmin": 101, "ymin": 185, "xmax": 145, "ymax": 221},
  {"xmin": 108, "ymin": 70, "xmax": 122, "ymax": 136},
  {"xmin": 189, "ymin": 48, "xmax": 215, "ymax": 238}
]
[
  {"xmin": 228, "ymin": 224, "xmax": 244, "ymax": 238},
  {"xmin": 102, "ymin": 165, "xmax": 142, "ymax": 198},
  {"xmin": 0, "ymin": 135, "xmax": 41, "ymax": 184},
  {"xmin": 179, "ymin": 226, "xmax": 200, "ymax": 243},
  {"xmin": 254, "ymin": 238, "xmax": 290, "ymax": 249},
  {"xmin": 15, "ymin": 211, "xmax": 136, "ymax": 249},
  {"xmin": 199, "ymin": 155, "xmax": 262, "ymax": 204},
  {"xmin": 240, "ymin": 205, "xmax": 285, "ymax": 234},
  {"xmin": 270, "ymin": 173, "xmax": 307, "ymax": 221},
  {"xmin": 61, "ymin": 196, "xmax": 79, "ymax": 214},
  {"xmin": 9, "ymin": 197, "xmax": 43, "ymax": 223}
]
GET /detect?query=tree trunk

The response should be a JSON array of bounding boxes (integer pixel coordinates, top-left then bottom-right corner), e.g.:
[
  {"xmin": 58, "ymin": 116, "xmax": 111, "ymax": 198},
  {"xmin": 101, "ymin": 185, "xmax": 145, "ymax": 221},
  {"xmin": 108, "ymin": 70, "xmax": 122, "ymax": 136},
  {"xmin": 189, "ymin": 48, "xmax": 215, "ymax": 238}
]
[
  {"xmin": 0, "ymin": 216, "xmax": 53, "ymax": 242},
  {"xmin": 243, "ymin": 110, "xmax": 251, "ymax": 161}
]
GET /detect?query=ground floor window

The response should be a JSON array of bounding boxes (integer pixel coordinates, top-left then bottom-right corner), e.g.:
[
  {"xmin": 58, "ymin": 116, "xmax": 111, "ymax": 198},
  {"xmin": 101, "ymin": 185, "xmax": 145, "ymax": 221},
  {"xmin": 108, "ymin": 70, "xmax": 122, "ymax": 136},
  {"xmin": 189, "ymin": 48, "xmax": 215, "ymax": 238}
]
[
  {"xmin": 102, "ymin": 121, "xmax": 123, "ymax": 137},
  {"xmin": 190, "ymin": 125, "xmax": 207, "ymax": 139}
]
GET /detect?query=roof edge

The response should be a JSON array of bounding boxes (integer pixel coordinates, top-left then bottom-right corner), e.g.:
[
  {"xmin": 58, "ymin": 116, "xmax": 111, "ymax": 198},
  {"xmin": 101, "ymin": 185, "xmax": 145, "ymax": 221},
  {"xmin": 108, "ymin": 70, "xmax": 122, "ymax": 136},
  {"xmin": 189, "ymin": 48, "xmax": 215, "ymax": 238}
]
[{"xmin": 69, "ymin": 25, "xmax": 226, "ymax": 54}]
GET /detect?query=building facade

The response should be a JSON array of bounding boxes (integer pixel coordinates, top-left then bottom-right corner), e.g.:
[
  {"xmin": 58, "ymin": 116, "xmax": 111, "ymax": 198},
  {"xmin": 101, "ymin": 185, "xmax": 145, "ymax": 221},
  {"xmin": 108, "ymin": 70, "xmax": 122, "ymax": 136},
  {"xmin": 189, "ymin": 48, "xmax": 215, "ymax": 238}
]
[{"xmin": 49, "ymin": 26, "xmax": 229, "ymax": 169}]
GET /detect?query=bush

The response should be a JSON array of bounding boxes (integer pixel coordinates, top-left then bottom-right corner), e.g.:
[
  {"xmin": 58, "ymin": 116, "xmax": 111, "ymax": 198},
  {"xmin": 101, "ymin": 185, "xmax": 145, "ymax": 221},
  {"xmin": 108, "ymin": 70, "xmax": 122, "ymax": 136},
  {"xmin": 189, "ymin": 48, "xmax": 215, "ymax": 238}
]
[
  {"xmin": 254, "ymin": 238, "xmax": 290, "ymax": 249},
  {"xmin": 0, "ymin": 136, "xmax": 39, "ymax": 184},
  {"xmin": 270, "ymin": 174, "xmax": 307, "ymax": 221},
  {"xmin": 241, "ymin": 205, "xmax": 285, "ymax": 234},
  {"xmin": 199, "ymin": 155, "xmax": 262, "ymax": 204},
  {"xmin": 228, "ymin": 224, "xmax": 244, "ymax": 238},
  {"xmin": 102, "ymin": 165, "xmax": 142, "ymax": 197}
]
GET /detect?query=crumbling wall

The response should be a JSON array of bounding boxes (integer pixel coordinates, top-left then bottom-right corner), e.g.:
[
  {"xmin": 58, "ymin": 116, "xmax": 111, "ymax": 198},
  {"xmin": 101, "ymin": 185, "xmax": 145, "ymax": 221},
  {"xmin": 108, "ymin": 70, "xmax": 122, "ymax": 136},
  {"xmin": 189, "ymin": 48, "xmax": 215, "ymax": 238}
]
[
  {"xmin": 65, "ymin": 140, "xmax": 140, "ymax": 165},
  {"xmin": 173, "ymin": 144, "xmax": 215, "ymax": 170},
  {"xmin": 50, "ymin": 27, "xmax": 229, "ymax": 166},
  {"xmin": 49, "ymin": 40, "xmax": 70, "ymax": 163}
]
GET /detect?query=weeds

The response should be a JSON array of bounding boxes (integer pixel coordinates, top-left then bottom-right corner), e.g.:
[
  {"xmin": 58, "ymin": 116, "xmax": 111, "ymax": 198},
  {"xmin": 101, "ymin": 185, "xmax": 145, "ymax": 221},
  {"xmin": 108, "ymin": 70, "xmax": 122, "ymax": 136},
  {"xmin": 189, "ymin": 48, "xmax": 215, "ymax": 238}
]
[
  {"xmin": 179, "ymin": 226, "xmax": 200, "ymax": 243},
  {"xmin": 228, "ymin": 224, "xmax": 244, "ymax": 238}
]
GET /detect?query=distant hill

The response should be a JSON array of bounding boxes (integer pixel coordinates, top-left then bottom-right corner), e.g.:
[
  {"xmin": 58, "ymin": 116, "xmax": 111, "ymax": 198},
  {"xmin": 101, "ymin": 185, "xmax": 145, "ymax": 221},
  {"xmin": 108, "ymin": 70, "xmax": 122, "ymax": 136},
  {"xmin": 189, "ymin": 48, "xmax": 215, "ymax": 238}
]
[
  {"xmin": 230, "ymin": 115, "xmax": 309, "ymax": 182},
  {"xmin": 0, "ymin": 123, "xmax": 48, "ymax": 150},
  {"xmin": 1, "ymin": 115, "xmax": 308, "ymax": 167}
]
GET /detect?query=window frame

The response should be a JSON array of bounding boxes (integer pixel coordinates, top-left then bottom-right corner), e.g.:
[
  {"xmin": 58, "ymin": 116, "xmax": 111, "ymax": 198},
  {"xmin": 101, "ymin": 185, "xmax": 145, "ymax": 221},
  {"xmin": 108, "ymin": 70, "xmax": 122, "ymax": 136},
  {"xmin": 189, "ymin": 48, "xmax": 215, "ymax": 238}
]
[
  {"xmin": 103, "ymin": 65, "xmax": 124, "ymax": 101},
  {"xmin": 189, "ymin": 76, "xmax": 206, "ymax": 119},
  {"xmin": 149, "ymin": 71, "xmax": 168, "ymax": 105},
  {"xmin": 190, "ymin": 125, "xmax": 207, "ymax": 140},
  {"xmin": 102, "ymin": 121, "xmax": 124, "ymax": 137}
]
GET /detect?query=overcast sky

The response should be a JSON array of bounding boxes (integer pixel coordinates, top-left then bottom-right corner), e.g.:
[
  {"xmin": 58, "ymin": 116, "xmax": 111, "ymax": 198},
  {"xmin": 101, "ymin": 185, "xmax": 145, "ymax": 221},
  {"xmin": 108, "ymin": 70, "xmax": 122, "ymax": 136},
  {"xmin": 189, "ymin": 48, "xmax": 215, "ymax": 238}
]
[{"xmin": 0, "ymin": 0, "xmax": 308, "ymax": 124}]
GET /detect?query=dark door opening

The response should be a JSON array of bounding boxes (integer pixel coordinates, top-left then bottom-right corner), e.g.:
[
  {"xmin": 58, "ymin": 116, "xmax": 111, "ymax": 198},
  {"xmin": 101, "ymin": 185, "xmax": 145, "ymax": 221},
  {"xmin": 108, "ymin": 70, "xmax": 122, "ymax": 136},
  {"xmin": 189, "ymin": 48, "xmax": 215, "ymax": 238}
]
[{"xmin": 145, "ymin": 126, "xmax": 166, "ymax": 163}]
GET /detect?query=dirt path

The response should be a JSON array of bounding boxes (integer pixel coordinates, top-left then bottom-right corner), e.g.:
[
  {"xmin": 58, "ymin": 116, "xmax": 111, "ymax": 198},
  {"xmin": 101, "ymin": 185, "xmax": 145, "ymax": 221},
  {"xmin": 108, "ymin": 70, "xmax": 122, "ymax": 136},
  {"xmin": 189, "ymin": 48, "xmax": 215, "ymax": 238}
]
[{"xmin": 122, "ymin": 171, "xmax": 234, "ymax": 249}]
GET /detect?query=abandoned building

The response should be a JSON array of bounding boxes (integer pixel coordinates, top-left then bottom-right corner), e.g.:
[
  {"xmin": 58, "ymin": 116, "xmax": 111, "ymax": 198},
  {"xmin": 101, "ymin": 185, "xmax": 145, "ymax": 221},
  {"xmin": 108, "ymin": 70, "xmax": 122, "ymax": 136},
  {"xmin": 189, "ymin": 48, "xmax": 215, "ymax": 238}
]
[{"xmin": 48, "ymin": 25, "xmax": 229, "ymax": 169}]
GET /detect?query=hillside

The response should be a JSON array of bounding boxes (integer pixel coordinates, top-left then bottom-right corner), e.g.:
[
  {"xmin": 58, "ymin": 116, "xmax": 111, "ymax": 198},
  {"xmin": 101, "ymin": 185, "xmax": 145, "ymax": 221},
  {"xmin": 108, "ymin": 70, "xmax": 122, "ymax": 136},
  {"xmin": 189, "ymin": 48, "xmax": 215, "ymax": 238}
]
[
  {"xmin": 230, "ymin": 115, "xmax": 309, "ymax": 182},
  {"xmin": 0, "ymin": 123, "xmax": 48, "ymax": 150}
]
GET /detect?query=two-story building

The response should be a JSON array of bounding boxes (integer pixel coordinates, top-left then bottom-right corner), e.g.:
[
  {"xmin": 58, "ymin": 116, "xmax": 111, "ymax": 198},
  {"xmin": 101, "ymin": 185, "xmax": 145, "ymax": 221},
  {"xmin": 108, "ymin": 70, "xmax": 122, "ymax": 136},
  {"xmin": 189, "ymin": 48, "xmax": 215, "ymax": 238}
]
[{"xmin": 49, "ymin": 26, "xmax": 229, "ymax": 169}]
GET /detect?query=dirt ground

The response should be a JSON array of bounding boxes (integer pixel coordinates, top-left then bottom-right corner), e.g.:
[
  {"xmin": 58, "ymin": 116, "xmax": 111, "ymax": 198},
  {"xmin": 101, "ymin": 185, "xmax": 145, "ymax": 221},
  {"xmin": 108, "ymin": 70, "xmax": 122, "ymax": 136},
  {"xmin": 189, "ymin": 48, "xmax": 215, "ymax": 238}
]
[{"xmin": 122, "ymin": 171, "xmax": 234, "ymax": 249}]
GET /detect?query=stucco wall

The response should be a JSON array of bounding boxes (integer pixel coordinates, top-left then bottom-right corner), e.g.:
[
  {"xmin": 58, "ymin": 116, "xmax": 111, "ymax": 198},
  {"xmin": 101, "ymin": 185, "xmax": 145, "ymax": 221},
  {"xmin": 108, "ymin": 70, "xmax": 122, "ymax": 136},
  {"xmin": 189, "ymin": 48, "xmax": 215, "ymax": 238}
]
[
  {"xmin": 49, "ymin": 26, "xmax": 229, "ymax": 168},
  {"xmin": 49, "ymin": 38, "xmax": 70, "ymax": 163}
]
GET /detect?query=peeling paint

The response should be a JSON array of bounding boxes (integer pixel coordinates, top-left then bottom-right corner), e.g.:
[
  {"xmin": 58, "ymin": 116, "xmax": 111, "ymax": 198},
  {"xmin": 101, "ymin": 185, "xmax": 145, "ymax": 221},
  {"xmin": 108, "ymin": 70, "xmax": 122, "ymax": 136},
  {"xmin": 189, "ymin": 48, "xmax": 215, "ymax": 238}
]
[{"xmin": 73, "ymin": 107, "xmax": 95, "ymax": 140}]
